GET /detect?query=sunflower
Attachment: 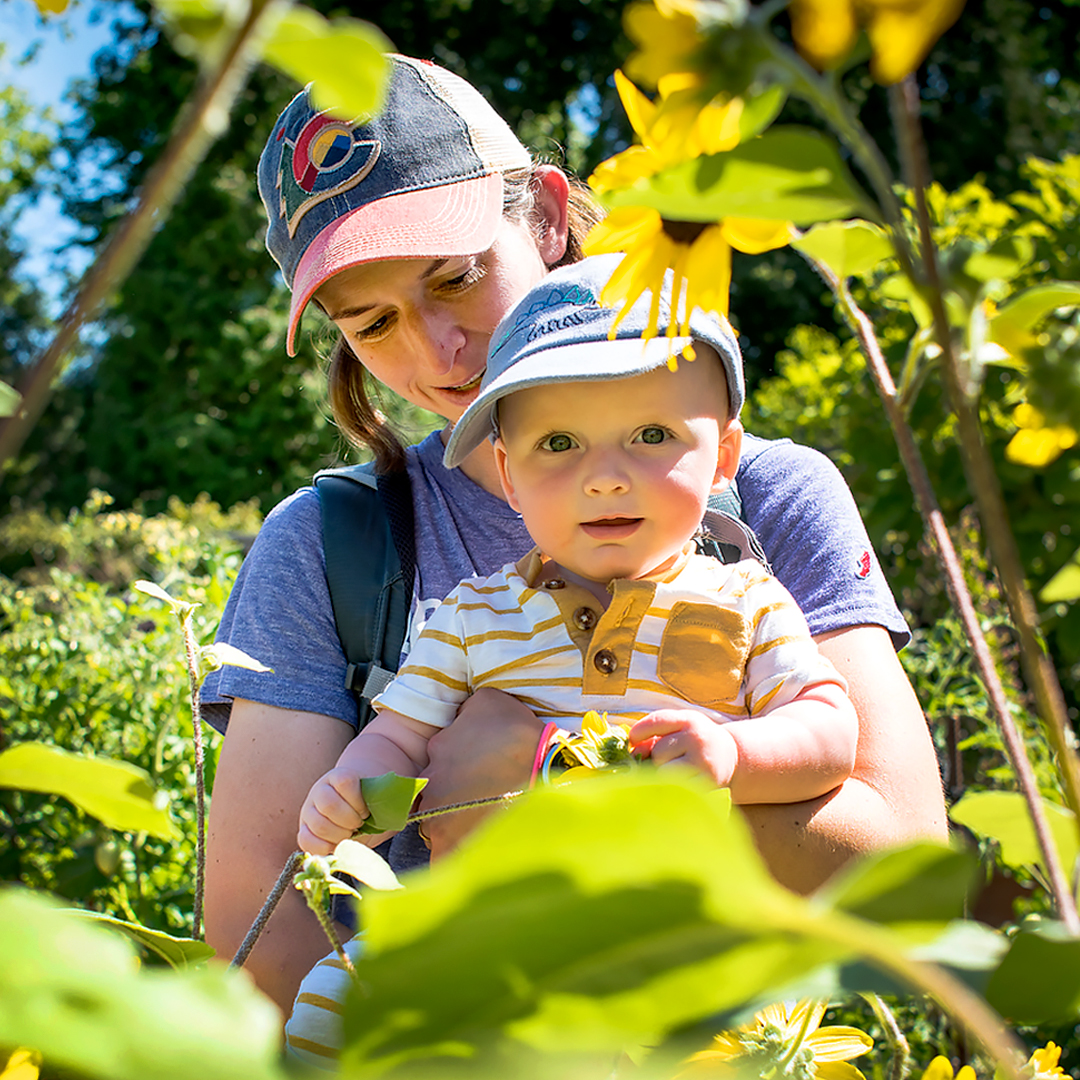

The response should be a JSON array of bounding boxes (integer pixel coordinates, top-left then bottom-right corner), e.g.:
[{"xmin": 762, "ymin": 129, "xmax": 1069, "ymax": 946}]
[
  {"xmin": 682, "ymin": 1000, "xmax": 873, "ymax": 1079},
  {"xmin": 919, "ymin": 1057, "xmax": 976, "ymax": 1080},
  {"xmin": 788, "ymin": 0, "xmax": 966, "ymax": 85},
  {"xmin": 585, "ymin": 70, "xmax": 792, "ymax": 358},
  {"xmin": 1024, "ymin": 1042, "xmax": 1067, "ymax": 1080}
]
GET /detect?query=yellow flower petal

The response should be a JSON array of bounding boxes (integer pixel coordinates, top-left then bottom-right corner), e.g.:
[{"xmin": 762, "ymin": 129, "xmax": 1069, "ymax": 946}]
[
  {"xmin": 584, "ymin": 205, "xmax": 664, "ymax": 255},
  {"xmin": 685, "ymin": 224, "xmax": 733, "ymax": 316},
  {"xmin": 1, "ymin": 1050, "xmax": 41, "ymax": 1080},
  {"xmin": 623, "ymin": 1, "xmax": 703, "ymax": 87},
  {"xmin": 614, "ymin": 68, "xmax": 658, "ymax": 143},
  {"xmin": 720, "ymin": 217, "xmax": 794, "ymax": 255},
  {"xmin": 589, "ymin": 145, "xmax": 662, "ymax": 194},
  {"xmin": 789, "ymin": 0, "xmax": 859, "ymax": 70},
  {"xmin": 866, "ymin": 0, "xmax": 966, "ymax": 85},
  {"xmin": 807, "ymin": 1026, "xmax": 875, "ymax": 1061},
  {"xmin": 956, "ymin": 1067, "xmax": 976, "ymax": 1080},
  {"xmin": 1028, "ymin": 1042, "xmax": 1066, "ymax": 1080},
  {"xmin": 817, "ymin": 1063, "xmax": 868, "ymax": 1080},
  {"xmin": 1006, "ymin": 424, "xmax": 1078, "ymax": 467}
]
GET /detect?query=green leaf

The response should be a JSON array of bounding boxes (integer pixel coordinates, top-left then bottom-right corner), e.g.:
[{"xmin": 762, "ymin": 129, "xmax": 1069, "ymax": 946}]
[
  {"xmin": 962, "ymin": 235, "xmax": 1034, "ymax": 285},
  {"xmin": 0, "ymin": 889, "xmax": 285, "ymax": 1080},
  {"xmin": 793, "ymin": 219, "xmax": 893, "ymax": 281},
  {"xmin": 0, "ymin": 742, "xmax": 178, "ymax": 839},
  {"xmin": 201, "ymin": 641, "xmax": 273, "ymax": 673},
  {"xmin": 602, "ymin": 127, "xmax": 876, "ymax": 225},
  {"xmin": 814, "ymin": 841, "xmax": 978, "ymax": 929},
  {"xmin": 985, "ymin": 921, "xmax": 1080, "ymax": 1023},
  {"xmin": 736, "ymin": 84, "xmax": 787, "ymax": 142},
  {"xmin": 987, "ymin": 282, "xmax": 1080, "ymax": 356},
  {"xmin": 950, "ymin": 789, "xmax": 1079, "ymax": 879},
  {"xmin": 262, "ymin": 9, "xmax": 391, "ymax": 119},
  {"xmin": 69, "ymin": 912, "xmax": 216, "ymax": 969},
  {"xmin": 0, "ymin": 379, "xmax": 20, "ymax": 417},
  {"xmin": 356, "ymin": 772, "xmax": 428, "ymax": 834},
  {"xmin": 133, "ymin": 578, "xmax": 180, "ymax": 606},
  {"xmin": 330, "ymin": 839, "xmax": 403, "ymax": 891},
  {"xmin": 1041, "ymin": 550, "xmax": 1080, "ymax": 603}
]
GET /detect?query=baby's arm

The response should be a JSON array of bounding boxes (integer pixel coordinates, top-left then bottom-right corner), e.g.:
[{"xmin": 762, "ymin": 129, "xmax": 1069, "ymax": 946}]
[
  {"xmin": 630, "ymin": 682, "xmax": 858, "ymax": 804},
  {"xmin": 297, "ymin": 710, "xmax": 439, "ymax": 855}
]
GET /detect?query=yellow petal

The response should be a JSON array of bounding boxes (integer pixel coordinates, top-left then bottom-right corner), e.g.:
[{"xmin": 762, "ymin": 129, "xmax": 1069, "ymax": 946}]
[
  {"xmin": 623, "ymin": 2, "xmax": 702, "ymax": 87},
  {"xmin": 1, "ymin": 1050, "xmax": 41, "ymax": 1080},
  {"xmin": 582, "ymin": 710, "xmax": 607, "ymax": 739},
  {"xmin": 789, "ymin": 0, "xmax": 859, "ymax": 70},
  {"xmin": 689, "ymin": 97, "xmax": 744, "ymax": 156},
  {"xmin": 1006, "ymin": 425, "xmax": 1077, "ymax": 467},
  {"xmin": 955, "ymin": 1067, "xmax": 976, "ymax": 1080},
  {"xmin": 807, "ymin": 1026, "xmax": 874, "ymax": 1061},
  {"xmin": 866, "ymin": 0, "xmax": 966, "ymax": 85},
  {"xmin": 816, "ymin": 1063, "xmax": 868, "ymax": 1080},
  {"xmin": 720, "ymin": 217, "xmax": 794, "ymax": 255},
  {"xmin": 685, "ymin": 224, "xmax": 732, "ymax": 316},
  {"xmin": 1029, "ymin": 1043, "xmax": 1064, "ymax": 1077},
  {"xmin": 584, "ymin": 205, "xmax": 663, "ymax": 256},
  {"xmin": 921, "ymin": 1057, "xmax": 957, "ymax": 1080},
  {"xmin": 589, "ymin": 145, "xmax": 662, "ymax": 193},
  {"xmin": 614, "ymin": 69, "xmax": 657, "ymax": 142}
]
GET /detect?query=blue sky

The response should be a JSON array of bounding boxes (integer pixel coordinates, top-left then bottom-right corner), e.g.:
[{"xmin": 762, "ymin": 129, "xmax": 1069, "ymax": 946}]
[{"xmin": 1, "ymin": 0, "xmax": 131, "ymax": 304}]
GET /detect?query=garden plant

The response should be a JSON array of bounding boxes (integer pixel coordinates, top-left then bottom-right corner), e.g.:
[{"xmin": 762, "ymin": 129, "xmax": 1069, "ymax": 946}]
[{"xmin": 2, "ymin": 0, "xmax": 1080, "ymax": 1078}]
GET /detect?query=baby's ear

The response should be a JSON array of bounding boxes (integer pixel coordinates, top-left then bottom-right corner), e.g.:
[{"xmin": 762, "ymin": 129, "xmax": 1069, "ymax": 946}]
[
  {"xmin": 493, "ymin": 437, "xmax": 522, "ymax": 512},
  {"xmin": 712, "ymin": 418, "xmax": 743, "ymax": 493}
]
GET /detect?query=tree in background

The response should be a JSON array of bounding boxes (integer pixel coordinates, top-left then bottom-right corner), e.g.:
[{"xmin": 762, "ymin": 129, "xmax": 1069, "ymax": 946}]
[{"xmin": 4, "ymin": 0, "xmax": 1080, "ymax": 515}]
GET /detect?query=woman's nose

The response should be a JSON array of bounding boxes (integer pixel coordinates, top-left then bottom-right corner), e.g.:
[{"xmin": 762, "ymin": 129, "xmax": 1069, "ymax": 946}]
[{"xmin": 412, "ymin": 307, "xmax": 466, "ymax": 376}]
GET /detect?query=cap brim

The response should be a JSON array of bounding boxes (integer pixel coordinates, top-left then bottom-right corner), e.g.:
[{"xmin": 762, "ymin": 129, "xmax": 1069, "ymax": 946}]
[
  {"xmin": 443, "ymin": 334, "xmax": 697, "ymax": 469},
  {"xmin": 286, "ymin": 173, "xmax": 504, "ymax": 354}
]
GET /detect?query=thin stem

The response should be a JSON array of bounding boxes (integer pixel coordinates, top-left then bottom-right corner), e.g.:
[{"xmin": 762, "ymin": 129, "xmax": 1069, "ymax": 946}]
[
  {"xmin": 863, "ymin": 993, "xmax": 911, "ymax": 1080},
  {"xmin": 891, "ymin": 77, "xmax": 1080, "ymax": 878},
  {"xmin": 807, "ymin": 253, "xmax": 1080, "ymax": 935},
  {"xmin": 407, "ymin": 791, "xmax": 524, "ymax": 826},
  {"xmin": 230, "ymin": 850, "xmax": 304, "ymax": 969},
  {"xmin": 308, "ymin": 893, "xmax": 357, "ymax": 978},
  {"xmin": 178, "ymin": 608, "xmax": 206, "ymax": 941},
  {"xmin": 0, "ymin": 0, "xmax": 287, "ymax": 479}
]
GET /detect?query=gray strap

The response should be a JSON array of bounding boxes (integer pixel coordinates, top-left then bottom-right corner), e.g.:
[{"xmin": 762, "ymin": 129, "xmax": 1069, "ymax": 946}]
[
  {"xmin": 361, "ymin": 663, "xmax": 396, "ymax": 702},
  {"xmin": 700, "ymin": 509, "xmax": 771, "ymax": 572}
]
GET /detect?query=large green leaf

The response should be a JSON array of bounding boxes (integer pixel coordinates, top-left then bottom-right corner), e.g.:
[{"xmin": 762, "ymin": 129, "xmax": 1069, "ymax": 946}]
[
  {"xmin": 602, "ymin": 127, "xmax": 875, "ymax": 225},
  {"xmin": 262, "ymin": 10, "xmax": 391, "ymax": 119},
  {"xmin": 793, "ymin": 219, "xmax": 893, "ymax": 281},
  {"xmin": 0, "ymin": 889, "xmax": 284, "ymax": 1080},
  {"xmin": 357, "ymin": 772, "xmax": 428, "ymax": 835},
  {"xmin": 0, "ymin": 742, "xmax": 178, "ymax": 838},
  {"xmin": 338, "ymin": 773, "xmax": 957, "ymax": 1073},
  {"xmin": 985, "ymin": 922, "xmax": 1080, "ymax": 1023},
  {"xmin": 70, "ymin": 911, "xmax": 216, "ymax": 969},
  {"xmin": 949, "ymin": 790, "xmax": 1079, "ymax": 879},
  {"xmin": 987, "ymin": 282, "xmax": 1080, "ymax": 357}
]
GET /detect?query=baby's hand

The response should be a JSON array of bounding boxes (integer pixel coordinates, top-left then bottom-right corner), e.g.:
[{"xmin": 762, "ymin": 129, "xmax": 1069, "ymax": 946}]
[
  {"xmin": 629, "ymin": 710, "xmax": 738, "ymax": 788},
  {"xmin": 297, "ymin": 767, "xmax": 370, "ymax": 855}
]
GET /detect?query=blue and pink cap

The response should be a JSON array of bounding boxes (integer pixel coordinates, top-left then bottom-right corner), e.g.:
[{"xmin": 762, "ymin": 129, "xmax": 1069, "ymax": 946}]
[{"xmin": 258, "ymin": 54, "xmax": 531, "ymax": 355}]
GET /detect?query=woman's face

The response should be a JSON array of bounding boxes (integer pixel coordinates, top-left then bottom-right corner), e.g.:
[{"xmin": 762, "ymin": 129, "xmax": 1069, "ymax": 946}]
[{"xmin": 317, "ymin": 218, "xmax": 550, "ymax": 423}]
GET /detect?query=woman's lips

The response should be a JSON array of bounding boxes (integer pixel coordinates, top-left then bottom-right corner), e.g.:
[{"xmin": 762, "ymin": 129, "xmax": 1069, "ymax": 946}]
[
  {"xmin": 441, "ymin": 369, "xmax": 485, "ymax": 395},
  {"xmin": 580, "ymin": 517, "xmax": 643, "ymax": 540}
]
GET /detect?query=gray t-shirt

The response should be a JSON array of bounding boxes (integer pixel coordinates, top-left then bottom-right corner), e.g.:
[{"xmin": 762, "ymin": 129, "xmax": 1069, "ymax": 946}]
[{"xmin": 201, "ymin": 430, "xmax": 907, "ymax": 873}]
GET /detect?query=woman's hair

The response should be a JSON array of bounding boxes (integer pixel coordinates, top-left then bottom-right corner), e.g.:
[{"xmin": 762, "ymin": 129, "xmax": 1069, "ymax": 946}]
[{"xmin": 326, "ymin": 163, "xmax": 605, "ymax": 474}]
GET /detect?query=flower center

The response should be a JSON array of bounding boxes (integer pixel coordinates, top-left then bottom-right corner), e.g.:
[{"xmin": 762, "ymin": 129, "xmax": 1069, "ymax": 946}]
[{"xmin": 661, "ymin": 219, "xmax": 710, "ymax": 245}]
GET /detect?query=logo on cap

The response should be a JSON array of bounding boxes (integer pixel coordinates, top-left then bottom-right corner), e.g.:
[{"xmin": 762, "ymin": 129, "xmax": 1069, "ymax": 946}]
[{"xmin": 276, "ymin": 111, "xmax": 380, "ymax": 237}]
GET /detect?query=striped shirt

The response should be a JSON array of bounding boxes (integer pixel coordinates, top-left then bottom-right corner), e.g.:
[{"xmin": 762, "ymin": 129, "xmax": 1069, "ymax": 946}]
[{"xmin": 374, "ymin": 547, "xmax": 844, "ymax": 730}]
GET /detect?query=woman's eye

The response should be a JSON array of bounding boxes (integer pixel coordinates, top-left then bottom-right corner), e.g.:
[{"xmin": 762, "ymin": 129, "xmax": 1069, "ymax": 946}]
[
  {"xmin": 353, "ymin": 313, "xmax": 393, "ymax": 342},
  {"xmin": 638, "ymin": 426, "xmax": 668, "ymax": 445},
  {"xmin": 439, "ymin": 264, "xmax": 486, "ymax": 293},
  {"xmin": 541, "ymin": 433, "xmax": 576, "ymax": 452}
]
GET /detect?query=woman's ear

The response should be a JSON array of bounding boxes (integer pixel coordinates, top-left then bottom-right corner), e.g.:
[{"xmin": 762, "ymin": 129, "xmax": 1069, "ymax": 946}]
[
  {"xmin": 712, "ymin": 419, "xmax": 744, "ymax": 493},
  {"xmin": 531, "ymin": 165, "xmax": 570, "ymax": 267},
  {"xmin": 493, "ymin": 437, "xmax": 522, "ymax": 511}
]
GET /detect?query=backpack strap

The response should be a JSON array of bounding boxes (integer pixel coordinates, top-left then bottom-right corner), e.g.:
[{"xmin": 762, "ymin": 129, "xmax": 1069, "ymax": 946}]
[
  {"xmin": 698, "ymin": 481, "xmax": 771, "ymax": 571},
  {"xmin": 314, "ymin": 464, "xmax": 415, "ymax": 730}
]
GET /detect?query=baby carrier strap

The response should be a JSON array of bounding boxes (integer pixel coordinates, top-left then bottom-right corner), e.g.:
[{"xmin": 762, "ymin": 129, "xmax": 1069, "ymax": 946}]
[{"xmin": 314, "ymin": 463, "xmax": 415, "ymax": 730}]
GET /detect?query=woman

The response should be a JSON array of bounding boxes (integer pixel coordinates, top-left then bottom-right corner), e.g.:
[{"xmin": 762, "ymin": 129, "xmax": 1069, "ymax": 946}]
[{"xmin": 202, "ymin": 54, "xmax": 946, "ymax": 1018}]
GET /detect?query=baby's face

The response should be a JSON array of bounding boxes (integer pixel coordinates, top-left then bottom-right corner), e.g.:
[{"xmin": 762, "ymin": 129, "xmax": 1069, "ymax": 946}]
[{"xmin": 493, "ymin": 347, "xmax": 742, "ymax": 583}]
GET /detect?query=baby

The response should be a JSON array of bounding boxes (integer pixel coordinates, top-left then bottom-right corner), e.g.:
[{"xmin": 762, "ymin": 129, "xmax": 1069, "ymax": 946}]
[{"xmin": 296, "ymin": 253, "xmax": 858, "ymax": 856}]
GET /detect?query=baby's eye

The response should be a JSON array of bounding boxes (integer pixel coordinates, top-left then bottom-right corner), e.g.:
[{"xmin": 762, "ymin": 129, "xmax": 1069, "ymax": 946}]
[
  {"xmin": 637, "ymin": 426, "xmax": 669, "ymax": 445},
  {"xmin": 541, "ymin": 433, "xmax": 577, "ymax": 452}
]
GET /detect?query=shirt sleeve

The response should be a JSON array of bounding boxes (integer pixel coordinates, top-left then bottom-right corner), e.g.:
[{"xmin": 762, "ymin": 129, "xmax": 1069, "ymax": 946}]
[
  {"xmin": 737, "ymin": 567, "xmax": 849, "ymax": 716},
  {"xmin": 737, "ymin": 435, "xmax": 910, "ymax": 648},
  {"xmin": 200, "ymin": 488, "xmax": 359, "ymax": 734},
  {"xmin": 371, "ymin": 588, "xmax": 471, "ymax": 728}
]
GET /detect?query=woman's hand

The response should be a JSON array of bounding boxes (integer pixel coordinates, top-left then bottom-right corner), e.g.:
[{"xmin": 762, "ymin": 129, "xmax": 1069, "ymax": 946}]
[
  {"xmin": 630, "ymin": 710, "xmax": 738, "ymax": 787},
  {"xmin": 418, "ymin": 688, "xmax": 545, "ymax": 858}
]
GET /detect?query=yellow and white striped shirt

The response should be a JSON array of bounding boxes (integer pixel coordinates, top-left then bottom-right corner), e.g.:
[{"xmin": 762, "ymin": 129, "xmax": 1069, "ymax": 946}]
[{"xmin": 374, "ymin": 547, "xmax": 844, "ymax": 730}]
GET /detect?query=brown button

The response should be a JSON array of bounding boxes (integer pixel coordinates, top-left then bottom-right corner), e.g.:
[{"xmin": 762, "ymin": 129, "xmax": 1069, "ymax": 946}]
[
  {"xmin": 573, "ymin": 606, "xmax": 598, "ymax": 630},
  {"xmin": 593, "ymin": 648, "xmax": 617, "ymax": 674},
  {"xmin": 544, "ymin": 578, "xmax": 566, "ymax": 590}
]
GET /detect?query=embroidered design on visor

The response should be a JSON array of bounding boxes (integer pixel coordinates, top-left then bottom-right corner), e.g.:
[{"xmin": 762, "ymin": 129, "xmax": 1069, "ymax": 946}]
[{"xmin": 276, "ymin": 112, "xmax": 381, "ymax": 237}]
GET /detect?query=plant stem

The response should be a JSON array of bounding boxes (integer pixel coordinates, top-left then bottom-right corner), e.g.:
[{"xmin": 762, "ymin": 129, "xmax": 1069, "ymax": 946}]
[
  {"xmin": 177, "ymin": 607, "xmax": 207, "ymax": 941},
  {"xmin": 0, "ymin": 0, "xmax": 287, "ymax": 479},
  {"xmin": 230, "ymin": 850, "xmax": 304, "ymax": 969},
  {"xmin": 863, "ymin": 993, "xmax": 911, "ymax": 1080},
  {"xmin": 308, "ymin": 892, "xmax": 357, "ymax": 978},
  {"xmin": 808, "ymin": 254, "xmax": 1080, "ymax": 935},
  {"xmin": 890, "ymin": 77, "xmax": 1080, "ymax": 872}
]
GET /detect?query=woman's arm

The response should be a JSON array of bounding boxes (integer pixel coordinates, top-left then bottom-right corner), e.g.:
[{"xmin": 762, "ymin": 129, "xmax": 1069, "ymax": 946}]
[
  {"xmin": 738, "ymin": 624, "xmax": 947, "ymax": 893},
  {"xmin": 204, "ymin": 699, "xmax": 355, "ymax": 1018}
]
